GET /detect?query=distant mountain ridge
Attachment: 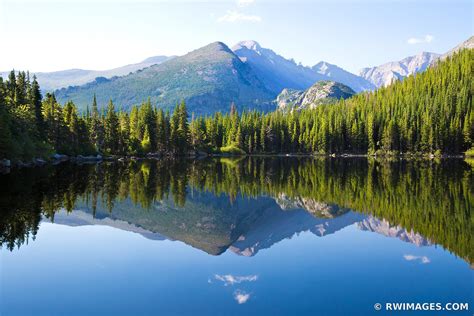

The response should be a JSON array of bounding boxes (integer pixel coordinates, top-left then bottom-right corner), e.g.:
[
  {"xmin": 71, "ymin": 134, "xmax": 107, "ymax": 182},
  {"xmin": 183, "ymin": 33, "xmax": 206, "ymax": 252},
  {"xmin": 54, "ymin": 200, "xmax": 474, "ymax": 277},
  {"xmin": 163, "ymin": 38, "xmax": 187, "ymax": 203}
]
[
  {"xmin": 359, "ymin": 36, "xmax": 474, "ymax": 88},
  {"xmin": 1, "ymin": 55, "xmax": 173, "ymax": 91},
  {"xmin": 359, "ymin": 52, "xmax": 440, "ymax": 88}
]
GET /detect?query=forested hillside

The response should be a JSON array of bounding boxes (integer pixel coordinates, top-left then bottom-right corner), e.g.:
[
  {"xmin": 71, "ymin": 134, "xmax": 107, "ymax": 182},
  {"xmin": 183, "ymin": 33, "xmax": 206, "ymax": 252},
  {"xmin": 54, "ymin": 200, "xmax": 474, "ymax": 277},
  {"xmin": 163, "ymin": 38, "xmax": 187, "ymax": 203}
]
[
  {"xmin": 0, "ymin": 49, "xmax": 472, "ymax": 161},
  {"xmin": 54, "ymin": 42, "xmax": 274, "ymax": 116}
]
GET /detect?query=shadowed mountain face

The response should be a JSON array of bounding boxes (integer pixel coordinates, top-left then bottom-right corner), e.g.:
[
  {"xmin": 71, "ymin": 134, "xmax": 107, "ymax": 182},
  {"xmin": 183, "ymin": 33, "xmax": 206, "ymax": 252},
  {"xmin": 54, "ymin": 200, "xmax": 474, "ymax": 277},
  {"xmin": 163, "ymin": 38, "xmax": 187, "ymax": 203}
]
[
  {"xmin": 55, "ymin": 42, "xmax": 275, "ymax": 115},
  {"xmin": 231, "ymin": 40, "xmax": 325, "ymax": 94},
  {"xmin": 0, "ymin": 157, "xmax": 471, "ymax": 263},
  {"xmin": 232, "ymin": 40, "xmax": 374, "ymax": 93},
  {"xmin": 229, "ymin": 208, "xmax": 366, "ymax": 257}
]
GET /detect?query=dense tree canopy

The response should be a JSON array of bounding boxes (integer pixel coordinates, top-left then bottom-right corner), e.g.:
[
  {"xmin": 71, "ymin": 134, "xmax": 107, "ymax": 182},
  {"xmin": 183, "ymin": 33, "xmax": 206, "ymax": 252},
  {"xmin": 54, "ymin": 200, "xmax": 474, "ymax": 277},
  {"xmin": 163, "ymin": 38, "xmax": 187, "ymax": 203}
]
[{"xmin": 0, "ymin": 49, "xmax": 472, "ymax": 160}]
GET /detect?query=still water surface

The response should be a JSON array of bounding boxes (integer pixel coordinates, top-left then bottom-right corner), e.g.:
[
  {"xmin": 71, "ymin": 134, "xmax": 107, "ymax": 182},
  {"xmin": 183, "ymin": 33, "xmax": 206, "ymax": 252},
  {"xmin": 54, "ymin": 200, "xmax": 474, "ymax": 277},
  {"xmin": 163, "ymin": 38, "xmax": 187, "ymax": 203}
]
[{"xmin": 0, "ymin": 158, "xmax": 472, "ymax": 315}]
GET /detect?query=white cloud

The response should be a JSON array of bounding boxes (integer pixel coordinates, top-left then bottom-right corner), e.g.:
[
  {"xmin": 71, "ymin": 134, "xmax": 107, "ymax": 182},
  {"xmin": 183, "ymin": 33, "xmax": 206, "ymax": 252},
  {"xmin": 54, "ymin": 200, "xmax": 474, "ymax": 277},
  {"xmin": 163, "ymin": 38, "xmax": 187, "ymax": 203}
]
[
  {"xmin": 237, "ymin": 0, "xmax": 255, "ymax": 7},
  {"xmin": 214, "ymin": 274, "xmax": 258, "ymax": 286},
  {"xmin": 217, "ymin": 10, "xmax": 261, "ymax": 23},
  {"xmin": 234, "ymin": 290, "xmax": 251, "ymax": 304},
  {"xmin": 407, "ymin": 35, "xmax": 434, "ymax": 45},
  {"xmin": 404, "ymin": 254, "xmax": 431, "ymax": 264}
]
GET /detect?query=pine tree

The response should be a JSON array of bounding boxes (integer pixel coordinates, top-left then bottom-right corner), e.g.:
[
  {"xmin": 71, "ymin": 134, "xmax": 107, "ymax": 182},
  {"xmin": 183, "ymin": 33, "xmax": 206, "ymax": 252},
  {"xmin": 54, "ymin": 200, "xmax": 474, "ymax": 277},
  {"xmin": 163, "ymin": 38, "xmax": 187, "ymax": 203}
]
[
  {"xmin": 141, "ymin": 125, "xmax": 151, "ymax": 153},
  {"xmin": 30, "ymin": 76, "xmax": 44, "ymax": 138},
  {"xmin": 104, "ymin": 100, "xmax": 120, "ymax": 154},
  {"xmin": 89, "ymin": 94, "xmax": 104, "ymax": 153},
  {"xmin": 15, "ymin": 71, "xmax": 27, "ymax": 107},
  {"xmin": 0, "ymin": 79, "xmax": 12, "ymax": 158}
]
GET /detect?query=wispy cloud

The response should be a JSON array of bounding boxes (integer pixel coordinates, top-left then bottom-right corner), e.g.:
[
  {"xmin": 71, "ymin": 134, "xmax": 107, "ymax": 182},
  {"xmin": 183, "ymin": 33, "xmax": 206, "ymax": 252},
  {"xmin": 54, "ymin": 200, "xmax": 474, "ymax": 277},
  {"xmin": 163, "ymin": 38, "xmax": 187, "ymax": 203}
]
[
  {"xmin": 234, "ymin": 290, "xmax": 251, "ymax": 304},
  {"xmin": 214, "ymin": 274, "xmax": 258, "ymax": 286},
  {"xmin": 217, "ymin": 10, "xmax": 261, "ymax": 23},
  {"xmin": 237, "ymin": 0, "xmax": 255, "ymax": 7},
  {"xmin": 404, "ymin": 254, "xmax": 431, "ymax": 264},
  {"xmin": 407, "ymin": 35, "xmax": 434, "ymax": 45}
]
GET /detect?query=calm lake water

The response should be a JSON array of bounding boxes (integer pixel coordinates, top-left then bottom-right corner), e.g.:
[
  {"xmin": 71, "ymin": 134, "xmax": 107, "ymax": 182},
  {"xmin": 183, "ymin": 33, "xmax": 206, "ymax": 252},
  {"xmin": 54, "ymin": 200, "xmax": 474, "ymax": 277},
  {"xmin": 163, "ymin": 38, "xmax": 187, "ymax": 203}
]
[{"xmin": 0, "ymin": 157, "xmax": 472, "ymax": 315}]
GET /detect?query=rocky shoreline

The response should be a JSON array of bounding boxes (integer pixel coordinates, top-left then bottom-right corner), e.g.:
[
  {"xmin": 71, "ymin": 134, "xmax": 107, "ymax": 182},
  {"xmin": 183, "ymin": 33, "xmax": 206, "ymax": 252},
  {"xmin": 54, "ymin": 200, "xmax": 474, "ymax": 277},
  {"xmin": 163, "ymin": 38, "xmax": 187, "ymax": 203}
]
[
  {"xmin": 0, "ymin": 150, "xmax": 211, "ymax": 173},
  {"xmin": 1, "ymin": 150, "xmax": 469, "ymax": 173}
]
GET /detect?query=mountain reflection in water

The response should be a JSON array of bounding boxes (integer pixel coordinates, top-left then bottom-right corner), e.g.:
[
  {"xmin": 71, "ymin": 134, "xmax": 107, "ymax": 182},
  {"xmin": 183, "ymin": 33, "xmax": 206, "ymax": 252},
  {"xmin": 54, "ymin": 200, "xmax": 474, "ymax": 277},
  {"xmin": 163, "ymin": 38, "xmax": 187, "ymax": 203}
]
[{"xmin": 0, "ymin": 157, "xmax": 472, "ymax": 264}]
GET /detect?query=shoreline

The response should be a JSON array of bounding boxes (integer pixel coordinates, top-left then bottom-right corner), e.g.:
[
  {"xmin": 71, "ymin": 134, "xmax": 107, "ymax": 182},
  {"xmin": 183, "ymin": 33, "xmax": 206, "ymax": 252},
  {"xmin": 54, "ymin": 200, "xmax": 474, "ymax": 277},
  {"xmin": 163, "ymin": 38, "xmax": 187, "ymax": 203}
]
[{"xmin": 0, "ymin": 152, "xmax": 469, "ymax": 172}]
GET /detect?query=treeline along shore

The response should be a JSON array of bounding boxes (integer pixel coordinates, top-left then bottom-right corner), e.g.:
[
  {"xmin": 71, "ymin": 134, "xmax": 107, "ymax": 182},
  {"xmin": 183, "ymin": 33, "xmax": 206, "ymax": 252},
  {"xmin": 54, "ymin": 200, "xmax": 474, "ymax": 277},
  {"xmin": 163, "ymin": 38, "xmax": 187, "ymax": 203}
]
[{"xmin": 0, "ymin": 49, "xmax": 472, "ymax": 169}]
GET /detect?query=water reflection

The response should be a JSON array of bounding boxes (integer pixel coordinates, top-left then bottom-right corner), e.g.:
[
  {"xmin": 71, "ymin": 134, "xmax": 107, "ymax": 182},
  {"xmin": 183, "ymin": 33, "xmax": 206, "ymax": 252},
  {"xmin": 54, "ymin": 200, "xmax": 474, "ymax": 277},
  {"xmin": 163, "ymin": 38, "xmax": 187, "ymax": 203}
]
[{"xmin": 0, "ymin": 157, "xmax": 472, "ymax": 264}]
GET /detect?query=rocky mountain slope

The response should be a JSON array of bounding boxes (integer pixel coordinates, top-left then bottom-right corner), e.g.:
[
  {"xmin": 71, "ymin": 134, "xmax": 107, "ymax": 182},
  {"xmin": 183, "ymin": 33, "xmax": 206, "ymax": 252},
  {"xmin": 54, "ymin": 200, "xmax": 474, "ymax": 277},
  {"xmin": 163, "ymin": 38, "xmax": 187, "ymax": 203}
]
[
  {"xmin": 359, "ymin": 35, "xmax": 474, "ymax": 88},
  {"xmin": 357, "ymin": 217, "xmax": 431, "ymax": 247},
  {"xmin": 359, "ymin": 52, "xmax": 440, "ymax": 88},
  {"xmin": 55, "ymin": 42, "xmax": 275, "ymax": 115},
  {"xmin": 440, "ymin": 35, "xmax": 474, "ymax": 60},
  {"xmin": 276, "ymin": 80, "xmax": 355, "ymax": 111}
]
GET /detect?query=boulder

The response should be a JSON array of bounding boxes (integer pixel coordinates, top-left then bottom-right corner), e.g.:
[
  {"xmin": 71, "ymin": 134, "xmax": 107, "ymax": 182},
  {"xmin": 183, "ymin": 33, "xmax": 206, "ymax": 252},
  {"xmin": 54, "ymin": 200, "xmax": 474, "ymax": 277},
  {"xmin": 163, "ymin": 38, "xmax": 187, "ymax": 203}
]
[
  {"xmin": 34, "ymin": 158, "xmax": 47, "ymax": 165},
  {"xmin": 146, "ymin": 152, "xmax": 162, "ymax": 158},
  {"xmin": 76, "ymin": 155, "xmax": 103, "ymax": 161},
  {"xmin": 17, "ymin": 160, "xmax": 33, "ymax": 168},
  {"xmin": 52, "ymin": 153, "xmax": 69, "ymax": 161},
  {"xmin": 197, "ymin": 151, "xmax": 208, "ymax": 157},
  {"xmin": 0, "ymin": 159, "xmax": 11, "ymax": 168}
]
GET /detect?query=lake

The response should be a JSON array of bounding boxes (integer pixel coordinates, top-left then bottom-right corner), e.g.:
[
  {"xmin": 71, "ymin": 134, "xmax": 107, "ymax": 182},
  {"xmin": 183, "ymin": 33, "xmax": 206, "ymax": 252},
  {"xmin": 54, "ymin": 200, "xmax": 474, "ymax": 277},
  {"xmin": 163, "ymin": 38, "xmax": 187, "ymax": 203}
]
[{"xmin": 0, "ymin": 157, "xmax": 472, "ymax": 315}]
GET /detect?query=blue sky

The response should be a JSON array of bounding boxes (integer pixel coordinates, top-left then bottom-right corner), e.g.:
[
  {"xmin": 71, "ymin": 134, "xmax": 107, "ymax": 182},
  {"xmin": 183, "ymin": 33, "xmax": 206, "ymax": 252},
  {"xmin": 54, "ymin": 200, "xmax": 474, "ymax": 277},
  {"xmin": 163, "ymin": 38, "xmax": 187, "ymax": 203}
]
[{"xmin": 0, "ymin": 0, "xmax": 472, "ymax": 74}]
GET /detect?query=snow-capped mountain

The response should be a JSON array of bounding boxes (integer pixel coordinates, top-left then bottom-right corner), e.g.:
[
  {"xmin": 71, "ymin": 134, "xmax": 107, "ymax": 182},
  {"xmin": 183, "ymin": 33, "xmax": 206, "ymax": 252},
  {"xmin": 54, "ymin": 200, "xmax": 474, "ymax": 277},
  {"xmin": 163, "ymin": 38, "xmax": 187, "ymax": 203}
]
[
  {"xmin": 359, "ymin": 52, "xmax": 440, "ymax": 88},
  {"xmin": 232, "ymin": 40, "xmax": 373, "ymax": 93}
]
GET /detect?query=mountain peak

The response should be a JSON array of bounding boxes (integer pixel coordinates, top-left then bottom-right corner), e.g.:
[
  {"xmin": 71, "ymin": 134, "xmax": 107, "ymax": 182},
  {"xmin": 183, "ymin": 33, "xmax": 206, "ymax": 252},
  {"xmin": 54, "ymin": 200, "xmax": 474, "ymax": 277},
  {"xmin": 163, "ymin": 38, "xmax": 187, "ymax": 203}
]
[
  {"xmin": 312, "ymin": 61, "xmax": 339, "ymax": 73},
  {"xmin": 203, "ymin": 41, "xmax": 233, "ymax": 52},
  {"xmin": 182, "ymin": 41, "xmax": 236, "ymax": 61},
  {"xmin": 232, "ymin": 40, "xmax": 262, "ymax": 51},
  {"xmin": 313, "ymin": 61, "xmax": 333, "ymax": 67}
]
